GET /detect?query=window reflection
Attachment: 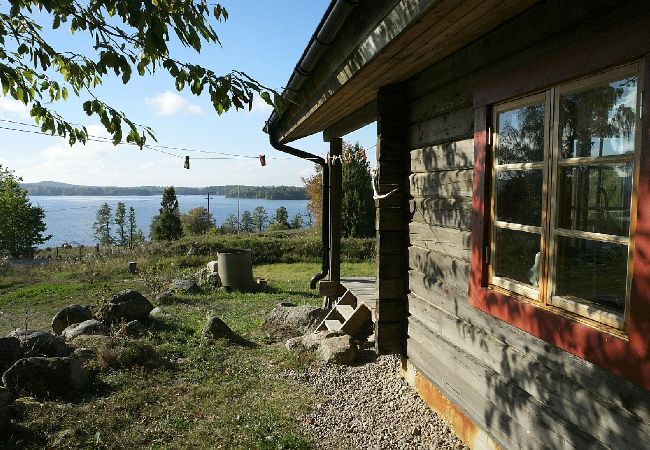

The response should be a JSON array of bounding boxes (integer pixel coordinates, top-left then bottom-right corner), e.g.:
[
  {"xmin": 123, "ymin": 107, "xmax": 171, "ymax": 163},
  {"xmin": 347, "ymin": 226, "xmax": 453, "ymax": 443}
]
[
  {"xmin": 497, "ymin": 103, "xmax": 545, "ymax": 164},
  {"xmin": 559, "ymin": 77, "xmax": 637, "ymax": 159}
]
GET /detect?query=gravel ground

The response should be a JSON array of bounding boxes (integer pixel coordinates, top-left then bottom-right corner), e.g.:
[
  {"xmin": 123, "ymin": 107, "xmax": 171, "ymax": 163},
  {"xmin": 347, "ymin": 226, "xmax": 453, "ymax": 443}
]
[{"xmin": 284, "ymin": 353, "xmax": 468, "ymax": 450}]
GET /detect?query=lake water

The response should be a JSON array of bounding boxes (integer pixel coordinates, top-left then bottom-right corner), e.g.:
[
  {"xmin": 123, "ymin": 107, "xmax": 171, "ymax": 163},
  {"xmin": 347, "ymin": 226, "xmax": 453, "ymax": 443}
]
[{"xmin": 31, "ymin": 195, "xmax": 310, "ymax": 248}]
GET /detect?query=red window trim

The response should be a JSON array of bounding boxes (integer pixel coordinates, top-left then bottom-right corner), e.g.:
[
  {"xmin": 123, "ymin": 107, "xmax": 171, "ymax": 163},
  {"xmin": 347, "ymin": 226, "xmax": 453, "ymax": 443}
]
[{"xmin": 469, "ymin": 62, "xmax": 650, "ymax": 390}]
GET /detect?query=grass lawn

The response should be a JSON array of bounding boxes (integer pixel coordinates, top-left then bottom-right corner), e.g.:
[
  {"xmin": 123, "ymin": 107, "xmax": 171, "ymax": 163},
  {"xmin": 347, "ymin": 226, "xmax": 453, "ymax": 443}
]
[{"xmin": 0, "ymin": 253, "xmax": 374, "ymax": 449}]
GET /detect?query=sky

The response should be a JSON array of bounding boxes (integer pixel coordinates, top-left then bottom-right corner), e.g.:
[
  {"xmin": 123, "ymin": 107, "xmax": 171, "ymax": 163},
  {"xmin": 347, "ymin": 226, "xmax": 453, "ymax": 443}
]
[{"xmin": 0, "ymin": 1, "xmax": 376, "ymax": 187}]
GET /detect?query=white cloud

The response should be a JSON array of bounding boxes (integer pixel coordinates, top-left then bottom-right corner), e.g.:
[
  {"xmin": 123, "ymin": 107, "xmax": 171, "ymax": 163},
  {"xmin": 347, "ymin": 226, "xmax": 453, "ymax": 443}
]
[
  {"xmin": 0, "ymin": 97, "xmax": 29, "ymax": 118},
  {"xmin": 249, "ymin": 95, "xmax": 273, "ymax": 115},
  {"xmin": 144, "ymin": 91, "xmax": 203, "ymax": 117}
]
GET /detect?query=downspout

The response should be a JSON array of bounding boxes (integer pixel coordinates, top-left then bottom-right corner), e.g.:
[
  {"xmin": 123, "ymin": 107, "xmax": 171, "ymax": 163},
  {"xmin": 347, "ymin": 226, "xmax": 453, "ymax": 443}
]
[{"xmin": 269, "ymin": 125, "xmax": 330, "ymax": 289}]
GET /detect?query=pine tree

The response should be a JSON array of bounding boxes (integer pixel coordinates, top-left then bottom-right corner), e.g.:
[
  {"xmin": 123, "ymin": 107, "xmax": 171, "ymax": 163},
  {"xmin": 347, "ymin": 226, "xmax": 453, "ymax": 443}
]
[
  {"xmin": 240, "ymin": 210, "xmax": 254, "ymax": 233},
  {"xmin": 221, "ymin": 213, "xmax": 239, "ymax": 234},
  {"xmin": 272, "ymin": 206, "xmax": 290, "ymax": 229},
  {"xmin": 128, "ymin": 207, "xmax": 137, "ymax": 248},
  {"xmin": 93, "ymin": 203, "xmax": 113, "ymax": 246},
  {"xmin": 341, "ymin": 143, "xmax": 375, "ymax": 238},
  {"xmin": 0, "ymin": 165, "xmax": 51, "ymax": 257},
  {"xmin": 114, "ymin": 202, "xmax": 127, "ymax": 246},
  {"xmin": 251, "ymin": 206, "xmax": 268, "ymax": 232},
  {"xmin": 150, "ymin": 187, "xmax": 183, "ymax": 241},
  {"xmin": 290, "ymin": 213, "xmax": 304, "ymax": 229}
]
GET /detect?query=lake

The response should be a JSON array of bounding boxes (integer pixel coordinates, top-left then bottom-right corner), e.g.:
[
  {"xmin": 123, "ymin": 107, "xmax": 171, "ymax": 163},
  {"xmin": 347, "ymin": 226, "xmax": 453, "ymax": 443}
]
[{"xmin": 31, "ymin": 195, "xmax": 310, "ymax": 248}]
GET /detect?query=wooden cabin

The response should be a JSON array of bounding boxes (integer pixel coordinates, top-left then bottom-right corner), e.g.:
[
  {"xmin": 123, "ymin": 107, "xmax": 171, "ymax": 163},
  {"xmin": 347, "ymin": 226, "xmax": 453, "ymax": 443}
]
[{"xmin": 265, "ymin": 1, "xmax": 650, "ymax": 448}]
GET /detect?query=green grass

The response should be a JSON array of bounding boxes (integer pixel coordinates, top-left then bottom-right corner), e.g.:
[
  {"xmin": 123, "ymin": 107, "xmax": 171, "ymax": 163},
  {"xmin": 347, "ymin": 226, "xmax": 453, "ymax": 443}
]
[{"xmin": 1, "ymin": 249, "xmax": 374, "ymax": 449}]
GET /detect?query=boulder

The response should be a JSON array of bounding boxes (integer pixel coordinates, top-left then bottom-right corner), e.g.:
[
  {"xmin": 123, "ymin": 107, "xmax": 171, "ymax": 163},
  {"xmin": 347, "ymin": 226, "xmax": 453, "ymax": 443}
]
[
  {"xmin": 155, "ymin": 290, "xmax": 174, "ymax": 304},
  {"xmin": 0, "ymin": 336, "xmax": 21, "ymax": 372},
  {"xmin": 196, "ymin": 268, "xmax": 222, "ymax": 289},
  {"xmin": 286, "ymin": 331, "xmax": 358, "ymax": 365},
  {"xmin": 62, "ymin": 320, "xmax": 108, "ymax": 341},
  {"xmin": 207, "ymin": 260, "xmax": 218, "ymax": 273},
  {"xmin": 262, "ymin": 303, "xmax": 328, "ymax": 341},
  {"xmin": 149, "ymin": 307, "xmax": 165, "ymax": 318},
  {"xmin": 2, "ymin": 357, "xmax": 88, "ymax": 399},
  {"xmin": 202, "ymin": 316, "xmax": 255, "ymax": 347},
  {"xmin": 119, "ymin": 320, "xmax": 145, "ymax": 337},
  {"xmin": 8, "ymin": 329, "xmax": 71, "ymax": 357},
  {"xmin": 51, "ymin": 304, "xmax": 93, "ymax": 335},
  {"xmin": 170, "ymin": 279, "xmax": 200, "ymax": 294},
  {"xmin": 0, "ymin": 386, "xmax": 9, "ymax": 434},
  {"xmin": 72, "ymin": 347, "xmax": 97, "ymax": 362},
  {"xmin": 96, "ymin": 290, "xmax": 153, "ymax": 324}
]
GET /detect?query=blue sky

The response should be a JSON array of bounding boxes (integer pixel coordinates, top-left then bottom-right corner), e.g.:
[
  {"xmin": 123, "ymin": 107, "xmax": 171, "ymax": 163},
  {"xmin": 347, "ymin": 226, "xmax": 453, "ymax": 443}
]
[{"xmin": 0, "ymin": 1, "xmax": 376, "ymax": 187}]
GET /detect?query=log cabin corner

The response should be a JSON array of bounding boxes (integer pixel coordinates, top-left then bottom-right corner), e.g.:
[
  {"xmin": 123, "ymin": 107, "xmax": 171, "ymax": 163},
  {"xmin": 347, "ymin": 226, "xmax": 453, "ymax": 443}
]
[{"xmin": 264, "ymin": 1, "xmax": 650, "ymax": 448}]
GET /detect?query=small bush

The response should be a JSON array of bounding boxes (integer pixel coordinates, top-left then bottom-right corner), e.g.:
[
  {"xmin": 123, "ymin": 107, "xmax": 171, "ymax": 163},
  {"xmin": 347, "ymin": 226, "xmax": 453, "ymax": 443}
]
[{"xmin": 96, "ymin": 338, "xmax": 161, "ymax": 370}]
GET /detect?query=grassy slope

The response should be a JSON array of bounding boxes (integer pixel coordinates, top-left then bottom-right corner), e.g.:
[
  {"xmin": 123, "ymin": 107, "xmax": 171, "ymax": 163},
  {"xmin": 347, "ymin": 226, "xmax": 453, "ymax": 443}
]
[{"xmin": 0, "ymin": 253, "xmax": 374, "ymax": 449}]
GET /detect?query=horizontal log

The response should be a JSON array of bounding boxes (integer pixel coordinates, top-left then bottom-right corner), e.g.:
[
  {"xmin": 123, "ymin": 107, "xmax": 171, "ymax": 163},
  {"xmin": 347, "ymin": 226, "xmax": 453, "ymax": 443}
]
[
  {"xmin": 407, "ymin": 318, "xmax": 599, "ymax": 449},
  {"xmin": 407, "ymin": 269, "xmax": 650, "ymax": 423},
  {"xmin": 410, "ymin": 139, "xmax": 474, "ymax": 172},
  {"xmin": 409, "ymin": 222, "xmax": 471, "ymax": 262},
  {"xmin": 408, "ymin": 106, "xmax": 474, "ymax": 148},
  {"xmin": 410, "ymin": 196, "xmax": 473, "ymax": 231},
  {"xmin": 408, "ymin": 245, "xmax": 470, "ymax": 292},
  {"xmin": 407, "ymin": 292, "xmax": 650, "ymax": 448},
  {"xmin": 409, "ymin": 170, "xmax": 473, "ymax": 198},
  {"xmin": 408, "ymin": 77, "xmax": 474, "ymax": 124}
]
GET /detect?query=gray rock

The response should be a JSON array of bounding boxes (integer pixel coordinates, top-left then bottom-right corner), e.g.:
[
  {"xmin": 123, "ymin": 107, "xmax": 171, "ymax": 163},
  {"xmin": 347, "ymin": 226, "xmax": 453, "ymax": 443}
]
[
  {"xmin": 195, "ymin": 269, "xmax": 222, "ymax": 289},
  {"xmin": 149, "ymin": 307, "xmax": 165, "ymax": 318},
  {"xmin": 202, "ymin": 316, "xmax": 255, "ymax": 347},
  {"xmin": 286, "ymin": 330, "xmax": 358, "ymax": 365},
  {"xmin": 97, "ymin": 289, "xmax": 153, "ymax": 323},
  {"xmin": 170, "ymin": 279, "xmax": 200, "ymax": 294},
  {"xmin": 8, "ymin": 329, "xmax": 71, "ymax": 357},
  {"xmin": 155, "ymin": 290, "xmax": 174, "ymax": 304},
  {"xmin": 2, "ymin": 357, "xmax": 88, "ymax": 399},
  {"xmin": 120, "ymin": 320, "xmax": 145, "ymax": 337},
  {"xmin": 262, "ymin": 302, "xmax": 328, "ymax": 340},
  {"xmin": 72, "ymin": 347, "xmax": 96, "ymax": 362},
  {"xmin": 206, "ymin": 260, "xmax": 218, "ymax": 273},
  {"xmin": 0, "ymin": 386, "xmax": 9, "ymax": 434},
  {"xmin": 0, "ymin": 336, "xmax": 21, "ymax": 372},
  {"xmin": 51, "ymin": 304, "xmax": 93, "ymax": 335},
  {"xmin": 62, "ymin": 320, "xmax": 108, "ymax": 341}
]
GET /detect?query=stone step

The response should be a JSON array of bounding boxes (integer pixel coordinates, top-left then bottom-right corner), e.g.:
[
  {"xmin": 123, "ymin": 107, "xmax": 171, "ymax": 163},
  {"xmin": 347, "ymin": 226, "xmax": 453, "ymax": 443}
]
[
  {"xmin": 336, "ymin": 304, "xmax": 356, "ymax": 321},
  {"xmin": 324, "ymin": 319, "xmax": 343, "ymax": 331}
]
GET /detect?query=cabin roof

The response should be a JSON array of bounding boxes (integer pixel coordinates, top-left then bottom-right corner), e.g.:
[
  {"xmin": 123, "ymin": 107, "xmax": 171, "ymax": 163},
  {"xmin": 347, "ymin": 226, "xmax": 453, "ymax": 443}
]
[{"xmin": 265, "ymin": 0, "xmax": 539, "ymax": 143}]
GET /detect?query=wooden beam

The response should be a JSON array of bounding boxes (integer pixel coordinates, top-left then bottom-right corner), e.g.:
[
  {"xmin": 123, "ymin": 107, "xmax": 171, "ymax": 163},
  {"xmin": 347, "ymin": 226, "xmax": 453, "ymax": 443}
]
[
  {"xmin": 323, "ymin": 101, "xmax": 377, "ymax": 142},
  {"xmin": 327, "ymin": 137, "xmax": 343, "ymax": 308}
]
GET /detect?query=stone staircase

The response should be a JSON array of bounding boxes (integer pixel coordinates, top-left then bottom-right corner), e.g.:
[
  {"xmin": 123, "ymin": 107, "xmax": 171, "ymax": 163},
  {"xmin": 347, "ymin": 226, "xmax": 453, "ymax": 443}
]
[{"xmin": 316, "ymin": 289, "xmax": 372, "ymax": 334}]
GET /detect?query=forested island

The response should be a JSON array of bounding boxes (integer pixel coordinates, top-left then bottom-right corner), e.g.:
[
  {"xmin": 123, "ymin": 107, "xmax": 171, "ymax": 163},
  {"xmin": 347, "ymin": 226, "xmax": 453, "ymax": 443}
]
[{"xmin": 22, "ymin": 181, "xmax": 307, "ymax": 200}]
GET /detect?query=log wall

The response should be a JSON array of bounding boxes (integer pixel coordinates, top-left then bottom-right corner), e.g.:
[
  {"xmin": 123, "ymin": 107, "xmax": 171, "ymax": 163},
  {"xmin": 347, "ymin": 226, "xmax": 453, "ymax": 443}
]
[{"xmin": 401, "ymin": 1, "xmax": 650, "ymax": 448}]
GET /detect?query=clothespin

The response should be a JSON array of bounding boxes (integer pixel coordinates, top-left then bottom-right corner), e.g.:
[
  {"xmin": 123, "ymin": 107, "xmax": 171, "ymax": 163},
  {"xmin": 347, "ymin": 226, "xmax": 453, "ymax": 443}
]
[
  {"xmin": 259, "ymin": 154, "xmax": 266, "ymax": 167},
  {"xmin": 184, "ymin": 156, "xmax": 190, "ymax": 169}
]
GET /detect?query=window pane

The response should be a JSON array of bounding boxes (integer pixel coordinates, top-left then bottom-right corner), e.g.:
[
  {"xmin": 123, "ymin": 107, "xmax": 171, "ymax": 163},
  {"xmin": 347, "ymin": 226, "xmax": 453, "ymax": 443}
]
[
  {"xmin": 496, "ymin": 169, "xmax": 543, "ymax": 226},
  {"xmin": 555, "ymin": 236, "xmax": 627, "ymax": 313},
  {"xmin": 494, "ymin": 228, "xmax": 541, "ymax": 287},
  {"xmin": 557, "ymin": 163, "xmax": 633, "ymax": 236},
  {"xmin": 496, "ymin": 102, "xmax": 545, "ymax": 164},
  {"xmin": 559, "ymin": 76, "xmax": 637, "ymax": 159}
]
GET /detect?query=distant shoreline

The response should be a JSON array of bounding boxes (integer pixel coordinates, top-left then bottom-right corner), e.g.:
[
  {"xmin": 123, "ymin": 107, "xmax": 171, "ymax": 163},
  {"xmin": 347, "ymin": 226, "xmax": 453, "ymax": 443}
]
[{"xmin": 22, "ymin": 182, "xmax": 307, "ymax": 200}]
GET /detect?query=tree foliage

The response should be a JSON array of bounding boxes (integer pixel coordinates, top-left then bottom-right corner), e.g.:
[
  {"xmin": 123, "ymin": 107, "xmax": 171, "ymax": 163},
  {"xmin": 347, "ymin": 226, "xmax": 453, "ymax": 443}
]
[
  {"xmin": 302, "ymin": 142, "xmax": 375, "ymax": 237},
  {"xmin": 251, "ymin": 206, "xmax": 268, "ymax": 233},
  {"xmin": 290, "ymin": 213, "xmax": 303, "ymax": 230},
  {"xmin": 181, "ymin": 206, "xmax": 215, "ymax": 235},
  {"xmin": 127, "ymin": 206, "xmax": 144, "ymax": 247},
  {"xmin": 150, "ymin": 186, "xmax": 182, "ymax": 241},
  {"xmin": 0, "ymin": 1, "xmax": 281, "ymax": 146},
  {"xmin": 240, "ymin": 210, "xmax": 253, "ymax": 233},
  {"xmin": 114, "ymin": 202, "xmax": 127, "ymax": 246},
  {"xmin": 272, "ymin": 206, "xmax": 289, "ymax": 230},
  {"xmin": 92, "ymin": 202, "xmax": 112, "ymax": 246},
  {"xmin": 0, "ymin": 165, "xmax": 50, "ymax": 257},
  {"xmin": 341, "ymin": 143, "xmax": 374, "ymax": 238},
  {"xmin": 221, "ymin": 213, "xmax": 238, "ymax": 234}
]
